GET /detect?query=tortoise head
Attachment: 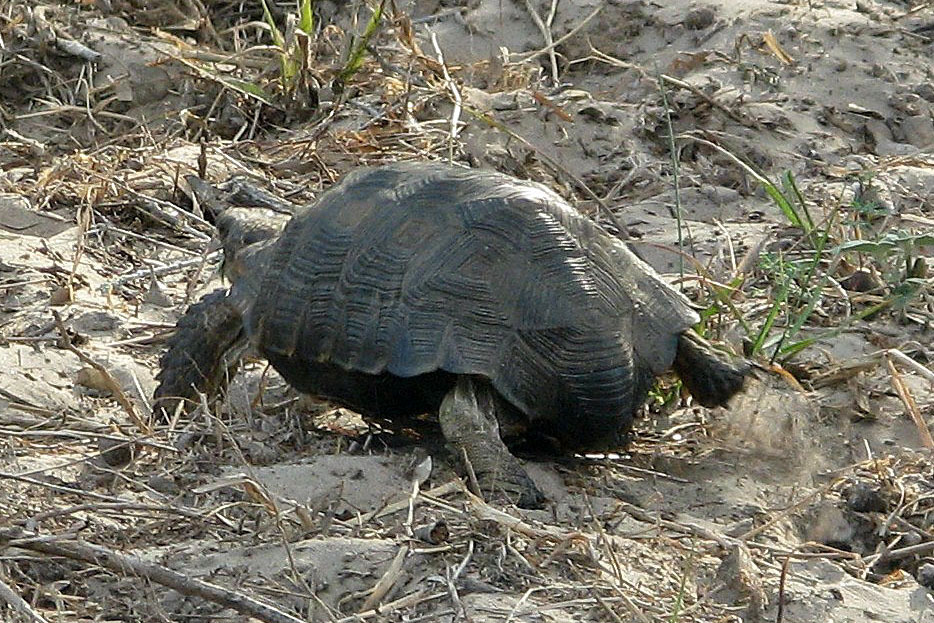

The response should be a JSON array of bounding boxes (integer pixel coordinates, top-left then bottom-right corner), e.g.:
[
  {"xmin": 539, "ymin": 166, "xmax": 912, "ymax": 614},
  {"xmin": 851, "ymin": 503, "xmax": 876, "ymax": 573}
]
[
  {"xmin": 187, "ymin": 176, "xmax": 291, "ymax": 284},
  {"xmin": 214, "ymin": 207, "xmax": 290, "ymax": 282}
]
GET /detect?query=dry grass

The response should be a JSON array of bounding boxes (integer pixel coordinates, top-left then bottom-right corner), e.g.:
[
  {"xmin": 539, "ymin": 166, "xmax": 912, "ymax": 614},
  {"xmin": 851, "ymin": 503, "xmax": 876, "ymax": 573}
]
[{"xmin": 1, "ymin": 0, "xmax": 932, "ymax": 621}]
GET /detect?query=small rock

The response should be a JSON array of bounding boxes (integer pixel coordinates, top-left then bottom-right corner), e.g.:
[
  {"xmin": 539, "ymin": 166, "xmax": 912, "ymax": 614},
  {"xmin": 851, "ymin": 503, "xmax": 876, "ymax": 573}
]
[
  {"xmin": 76, "ymin": 367, "xmax": 113, "ymax": 394},
  {"xmin": 684, "ymin": 6, "xmax": 715, "ymax": 30},
  {"xmin": 914, "ymin": 83, "xmax": 934, "ymax": 102},
  {"xmin": 714, "ymin": 544, "xmax": 766, "ymax": 620},
  {"xmin": 49, "ymin": 286, "xmax": 73, "ymax": 306},
  {"xmin": 98, "ymin": 437, "xmax": 135, "ymax": 468},
  {"xmin": 148, "ymin": 474, "xmax": 181, "ymax": 496},
  {"xmin": 143, "ymin": 279, "xmax": 173, "ymax": 307},
  {"xmin": 917, "ymin": 563, "xmax": 934, "ymax": 589},
  {"xmin": 808, "ymin": 502, "xmax": 854, "ymax": 547},
  {"xmin": 888, "ymin": 91, "xmax": 922, "ymax": 116},
  {"xmin": 243, "ymin": 440, "xmax": 279, "ymax": 465},
  {"xmin": 578, "ymin": 105, "xmax": 620, "ymax": 125},
  {"xmin": 839, "ymin": 269, "xmax": 884, "ymax": 293},
  {"xmin": 844, "ymin": 482, "xmax": 887, "ymax": 513},
  {"xmin": 899, "ymin": 115, "xmax": 934, "ymax": 149},
  {"xmin": 71, "ymin": 310, "xmax": 119, "ymax": 333}
]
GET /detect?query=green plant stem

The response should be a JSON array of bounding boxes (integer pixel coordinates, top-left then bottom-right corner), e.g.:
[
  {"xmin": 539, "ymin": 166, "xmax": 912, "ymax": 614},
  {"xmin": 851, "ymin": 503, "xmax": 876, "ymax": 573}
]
[
  {"xmin": 658, "ymin": 73, "xmax": 685, "ymax": 287},
  {"xmin": 337, "ymin": 0, "xmax": 386, "ymax": 83}
]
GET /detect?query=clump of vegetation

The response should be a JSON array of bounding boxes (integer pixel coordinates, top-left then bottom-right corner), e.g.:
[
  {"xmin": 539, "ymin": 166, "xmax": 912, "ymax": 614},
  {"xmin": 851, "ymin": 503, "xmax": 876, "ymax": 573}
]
[{"xmin": 747, "ymin": 170, "xmax": 931, "ymax": 363}]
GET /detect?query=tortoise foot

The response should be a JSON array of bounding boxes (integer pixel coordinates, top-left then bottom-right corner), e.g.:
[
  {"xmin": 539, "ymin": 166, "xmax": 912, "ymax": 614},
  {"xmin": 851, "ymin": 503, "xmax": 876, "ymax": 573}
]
[
  {"xmin": 476, "ymin": 468, "xmax": 545, "ymax": 509},
  {"xmin": 440, "ymin": 376, "xmax": 547, "ymax": 509}
]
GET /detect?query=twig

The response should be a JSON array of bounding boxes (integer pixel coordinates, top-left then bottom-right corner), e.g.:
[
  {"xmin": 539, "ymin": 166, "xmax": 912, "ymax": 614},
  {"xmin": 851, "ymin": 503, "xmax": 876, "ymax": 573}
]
[
  {"xmin": 25, "ymin": 501, "xmax": 201, "ymax": 531},
  {"xmin": 738, "ymin": 480, "xmax": 839, "ymax": 541},
  {"xmin": 103, "ymin": 253, "xmax": 221, "ymax": 292},
  {"xmin": 571, "ymin": 568, "xmax": 630, "ymax": 623},
  {"xmin": 66, "ymin": 204, "xmax": 90, "ymax": 302},
  {"xmin": 887, "ymin": 348, "xmax": 934, "ymax": 388},
  {"xmin": 0, "ymin": 471, "xmax": 129, "ymax": 503},
  {"xmin": 459, "ymin": 446, "xmax": 482, "ymax": 498},
  {"xmin": 862, "ymin": 538, "xmax": 934, "ymax": 567},
  {"xmin": 506, "ymin": 587, "xmax": 547, "ymax": 623},
  {"xmin": 658, "ymin": 71, "xmax": 687, "ymax": 283},
  {"xmin": 521, "ymin": 0, "xmax": 559, "ymax": 83},
  {"xmin": 616, "ymin": 500, "xmax": 737, "ymax": 549},
  {"xmin": 51, "ymin": 311, "xmax": 149, "ymax": 433},
  {"xmin": 776, "ymin": 556, "xmax": 791, "ymax": 623},
  {"xmin": 5, "ymin": 433, "xmax": 173, "ymax": 481},
  {"xmin": 885, "ymin": 355, "xmax": 934, "ymax": 450},
  {"xmin": 446, "ymin": 539, "xmax": 472, "ymax": 619},
  {"xmin": 677, "ymin": 132, "xmax": 772, "ymax": 187},
  {"xmin": 0, "ymin": 529, "xmax": 305, "ymax": 623},
  {"xmin": 334, "ymin": 590, "xmax": 445, "ymax": 623},
  {"xmin": 359, "ymin": 544, "xmax": 409, "ymax": 612},
  {"xmin": 510, "ymin": 3, "xmax": 602, "ymax": 66},
  {"xmin": 660, "ymin": 74, "xmax": 759, "ymax": 128},
  {"xmin": 429, "ymin": 32, "xmax": 462, "ymax": 163},
  {"xmin": 404, "ymin": 455, "xmax": 431, "ymax": 537},
  {"xmin": 465, "ymin": 490, "xmax": 588, "ymax": 543},
  {"xmin": 54, "ymin": 37, "xmax": 102, "ymax": 62},
  {"xmin": 17, "ymin": 104, "xmax": 137, "ymax": 125},
  {"xmin": 582, "ymin": 499, "xmax": 651, "ymax": 623},
  {"xmin": 580, "ymin": 45, "xmax": 650, "ymax": 78},
  {"xmin": 91, "ymin": 222, "xmax": 202, "ymax": 256},
  {"xmin": 451, "ymin": 538, "xmax": 474, "ymax": 581},
  {"xmin": 0, "ymin": 575, "xmax": 50, "ymax": 623},
  {"xmin": 359, "ymin": 481, "xmax": 460, "ymax": 523}
]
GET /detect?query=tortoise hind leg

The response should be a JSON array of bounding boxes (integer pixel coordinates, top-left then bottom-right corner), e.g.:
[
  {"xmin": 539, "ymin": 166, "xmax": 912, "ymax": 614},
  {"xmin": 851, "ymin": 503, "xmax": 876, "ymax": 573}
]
[
  {"xmin": 438, "ymin": 377, "xmax": 545, "ymax": 509},
  {"xmin": 673, "ymin": 330, "xmax": 748, "ymax": 408},
  {"xmin": 154, "ymin": 289, "xmax": 248, "ymax": 419}
]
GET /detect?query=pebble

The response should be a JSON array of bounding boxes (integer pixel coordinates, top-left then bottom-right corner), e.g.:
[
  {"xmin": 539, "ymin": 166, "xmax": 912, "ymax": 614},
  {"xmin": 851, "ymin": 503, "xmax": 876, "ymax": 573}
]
[
  {"xmin": 148, "ymin": 474, "xmax": 181, "ymax": 496},
  {"xmin": 98, "ymin": 437, "xmax": 135, "ymax": 468},
  {"xmin": 684, "ymin": 6, "xmax": 715, "ymax": 30},
  {"xmin": 918, "ymin": 563, "xmax": 934, "ymax": 589},
  {"xmin": 843, "ymin": 482, "xmax": 887, "ymax": 513},
  {"xmin": 72, "ymin": 310, "xmax": 120, "ymax": 333}
]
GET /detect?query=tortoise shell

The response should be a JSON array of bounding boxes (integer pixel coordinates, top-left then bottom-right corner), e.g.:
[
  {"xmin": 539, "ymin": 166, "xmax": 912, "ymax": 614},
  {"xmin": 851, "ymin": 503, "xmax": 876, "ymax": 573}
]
[{"xmin": 239, "ymin": 163, "xmax": 699, "ymax": 449}]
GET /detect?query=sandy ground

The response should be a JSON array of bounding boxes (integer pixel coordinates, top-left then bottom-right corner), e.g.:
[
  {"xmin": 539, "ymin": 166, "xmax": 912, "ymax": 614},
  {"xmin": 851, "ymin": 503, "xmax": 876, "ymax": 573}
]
[{"xmin": 1, "ymin": 0, "xmax": 934, "ymax": 621}]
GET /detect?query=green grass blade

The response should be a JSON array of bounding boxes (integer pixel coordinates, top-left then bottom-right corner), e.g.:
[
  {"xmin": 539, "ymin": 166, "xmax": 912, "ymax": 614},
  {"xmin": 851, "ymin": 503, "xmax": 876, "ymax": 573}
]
[
  {"xmin": 299, "ymin": 0, "xmax": 315, "ymax": 33},
  {"xmin": 337, "ymin": 0, "xmax": 386, "ymax": 83},
  {"xmin": 783, "ymin": 171, "xmax": 814, "ymax": 232},
  {"xmin": 762, "ymin": 181, "xmax": 803, "ymax": 229},
  {"xmin": 778, "ymin": 299, "xmax": 892, "ymax": 360},
  {"xmin": 261, "ymin": 0, "xmax": 298, "ymax": 86},
  {"xmin": 751, "ymin": 271, "xmax": 790, "ymax": 356},
  {"xmin": 219, "ymin": 77, "xmax": 276, "ymax": 105},
  {"xmin": 657, "ymin": 72, "xmax": 685, "ymax": 286},
  {"xmin": 261, "ymin": 0, "xmax": 286, "ymax": 49}
]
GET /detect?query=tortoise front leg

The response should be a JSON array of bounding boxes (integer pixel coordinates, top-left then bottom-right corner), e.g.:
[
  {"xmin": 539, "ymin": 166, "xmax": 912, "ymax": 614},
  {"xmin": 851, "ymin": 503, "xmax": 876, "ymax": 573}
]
[
  {"xmin": 438, "ymin": 377, "xmax": 545, "ymax": 509},
  {"xmin": 154, "ymin": 289, "xmax": 248, "ymax": 419}
]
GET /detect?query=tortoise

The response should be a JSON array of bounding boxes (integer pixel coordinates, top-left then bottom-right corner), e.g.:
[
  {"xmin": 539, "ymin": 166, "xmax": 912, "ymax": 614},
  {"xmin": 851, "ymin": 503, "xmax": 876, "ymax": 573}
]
[{"xmin": 154, "ymin": 162, "xmax": 748, "ymax": 508}]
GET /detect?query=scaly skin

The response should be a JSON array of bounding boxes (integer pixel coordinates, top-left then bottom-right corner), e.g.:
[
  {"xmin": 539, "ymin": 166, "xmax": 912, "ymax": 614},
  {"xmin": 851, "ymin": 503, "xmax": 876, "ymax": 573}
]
[
  {"xmin": 153, "ymin": 289, "xmax": 247, "ymax": 418},
  {"xmin": 673, "ymin": 330, "xmax": 749, "ymax": 407},
  {"xmin": 438, "ymin": 377, "xmax": 545, "ymax": 509}
]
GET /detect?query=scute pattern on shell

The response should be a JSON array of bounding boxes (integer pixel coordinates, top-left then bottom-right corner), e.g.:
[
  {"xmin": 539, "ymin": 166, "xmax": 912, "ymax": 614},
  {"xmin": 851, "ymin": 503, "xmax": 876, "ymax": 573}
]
[{"xmin": 246, "ymin": 163, "xmax": 700, "ymax": 448}]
